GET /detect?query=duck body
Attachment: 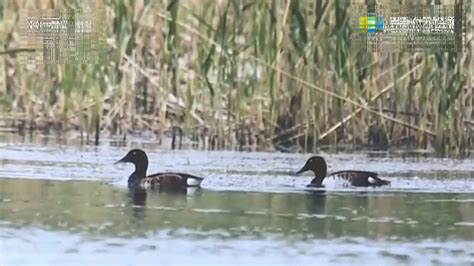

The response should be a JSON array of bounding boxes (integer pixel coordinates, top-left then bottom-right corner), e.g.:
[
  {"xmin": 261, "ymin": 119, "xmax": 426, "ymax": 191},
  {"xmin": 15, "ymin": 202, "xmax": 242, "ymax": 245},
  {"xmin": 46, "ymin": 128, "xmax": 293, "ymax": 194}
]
[
  {"xmin": 140, "ymin": 172, "xmax": 203, "ymax": 190},
  {"xmin": 127, "ymin": 171, "xmax": 203, "ymax": 191},
  {"xmin": 296, "ymin": 156, "xmax": 390, "ymax": 188},
  {"xmin": 116, "ymin": 149, "xmax": 204, "ymax": 191},
  {"xmin": 317, "ymin": 170, "xmax": 389, "ymax": 188}
]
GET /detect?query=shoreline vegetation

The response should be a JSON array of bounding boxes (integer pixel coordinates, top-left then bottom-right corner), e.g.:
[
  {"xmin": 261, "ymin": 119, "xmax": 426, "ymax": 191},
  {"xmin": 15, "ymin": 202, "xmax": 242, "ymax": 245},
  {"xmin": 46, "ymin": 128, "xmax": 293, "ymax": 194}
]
[{"xmin": 1, "ymin": 0, "xmax": 473, "ymax": 157}]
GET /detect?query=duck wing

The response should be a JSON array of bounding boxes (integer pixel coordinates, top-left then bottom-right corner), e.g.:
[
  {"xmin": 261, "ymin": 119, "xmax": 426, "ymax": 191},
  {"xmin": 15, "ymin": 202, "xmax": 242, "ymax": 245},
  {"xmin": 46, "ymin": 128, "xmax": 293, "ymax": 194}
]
[
  {"xmin": 138, "ymin": 173, "xmax": 186, "ymax": 192},
  {"xmin": 328, "ymin": 170, "xmax": 390, "ymax": 187},
  {"xmin": 139, "ymin": 176, "xmax": 162, "ymax": 190}
]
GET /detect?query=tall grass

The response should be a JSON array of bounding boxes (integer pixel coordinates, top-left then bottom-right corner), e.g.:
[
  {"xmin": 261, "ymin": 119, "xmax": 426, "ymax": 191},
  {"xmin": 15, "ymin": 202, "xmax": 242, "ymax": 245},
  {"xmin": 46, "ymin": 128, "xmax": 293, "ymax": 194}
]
[{"xmin": 1, "ymin": 0, "xmax": 472, "ymax": 157}]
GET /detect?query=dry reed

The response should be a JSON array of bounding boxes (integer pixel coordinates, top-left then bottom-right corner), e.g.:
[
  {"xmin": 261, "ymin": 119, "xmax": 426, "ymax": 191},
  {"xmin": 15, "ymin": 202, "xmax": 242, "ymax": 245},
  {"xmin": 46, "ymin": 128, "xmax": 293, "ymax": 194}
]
[{"xmin": 0, "ymin": 0, "xmax": 472, "ymax": 157}]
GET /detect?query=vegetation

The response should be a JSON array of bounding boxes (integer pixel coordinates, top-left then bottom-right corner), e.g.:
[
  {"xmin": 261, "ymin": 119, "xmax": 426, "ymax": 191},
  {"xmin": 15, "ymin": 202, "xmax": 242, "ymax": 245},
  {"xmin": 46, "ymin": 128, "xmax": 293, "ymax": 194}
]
[{"xmin": 1, "ymin": 0, "xmax": 472, "ymax": 157}]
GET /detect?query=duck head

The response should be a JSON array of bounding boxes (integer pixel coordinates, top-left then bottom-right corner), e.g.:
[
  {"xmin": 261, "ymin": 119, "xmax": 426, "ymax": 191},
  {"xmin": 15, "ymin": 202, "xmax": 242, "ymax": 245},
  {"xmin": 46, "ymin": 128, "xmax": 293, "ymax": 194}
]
[
  {"xmin": 296, "ymin": 156, "xmax": 327, "ymax": 178},
  {"xmin": 115, "ymin": 149, "xmax": 149, "ymax": 173}
]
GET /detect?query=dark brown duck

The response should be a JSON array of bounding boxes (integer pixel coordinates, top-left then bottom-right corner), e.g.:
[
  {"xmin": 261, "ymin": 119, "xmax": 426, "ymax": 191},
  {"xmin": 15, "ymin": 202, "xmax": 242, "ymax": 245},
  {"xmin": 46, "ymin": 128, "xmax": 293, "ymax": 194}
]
[
  {"xmin": 296, "ymin": 156, "xmax": 390, "ymax": 187},
  {"xmin": 115, "ymin": 149, "xmax": 204, "ymax": 191}
]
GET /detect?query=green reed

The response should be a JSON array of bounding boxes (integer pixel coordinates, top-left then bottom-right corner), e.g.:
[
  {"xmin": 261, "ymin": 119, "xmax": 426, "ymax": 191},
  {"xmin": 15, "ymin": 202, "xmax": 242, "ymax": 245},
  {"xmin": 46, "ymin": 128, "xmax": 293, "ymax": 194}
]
[{"xmin": 1, "ymin": 0, "xmax": 472, "ymax": 157}]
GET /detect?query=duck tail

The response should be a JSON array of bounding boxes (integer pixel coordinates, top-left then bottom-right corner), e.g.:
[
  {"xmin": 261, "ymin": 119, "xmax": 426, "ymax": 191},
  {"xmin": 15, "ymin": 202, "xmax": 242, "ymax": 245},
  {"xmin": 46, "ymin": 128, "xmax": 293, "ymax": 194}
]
[
  {"xmin": 368, "ymin": 176, "xmax": 390, "ymax": 186},
  {"xmin": 187, "ymin": 177, "xmax": 204, "ymax": 187}
]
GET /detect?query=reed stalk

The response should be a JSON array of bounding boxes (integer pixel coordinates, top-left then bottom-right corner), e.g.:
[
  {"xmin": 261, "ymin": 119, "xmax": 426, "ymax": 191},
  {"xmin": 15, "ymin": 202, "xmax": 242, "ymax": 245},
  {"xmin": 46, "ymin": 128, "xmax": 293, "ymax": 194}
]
[{"xmin": 1, "ymin": 0, "xmax": 472, "ymax": 157}]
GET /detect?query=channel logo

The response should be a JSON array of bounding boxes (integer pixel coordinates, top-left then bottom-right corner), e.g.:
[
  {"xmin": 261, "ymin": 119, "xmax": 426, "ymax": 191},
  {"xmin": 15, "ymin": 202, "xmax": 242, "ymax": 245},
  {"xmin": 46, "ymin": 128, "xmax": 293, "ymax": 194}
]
[{"xmin": 359, "ymin": 12, "xmax": 384, "ymax": 34}]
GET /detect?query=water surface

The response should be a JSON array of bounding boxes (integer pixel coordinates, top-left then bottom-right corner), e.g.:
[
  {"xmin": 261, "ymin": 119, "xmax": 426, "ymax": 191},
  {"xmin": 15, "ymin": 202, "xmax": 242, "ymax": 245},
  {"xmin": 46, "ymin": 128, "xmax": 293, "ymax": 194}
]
[{"xmin": 0, "ymin": 134, "xmax": 473, "ymax": 265}]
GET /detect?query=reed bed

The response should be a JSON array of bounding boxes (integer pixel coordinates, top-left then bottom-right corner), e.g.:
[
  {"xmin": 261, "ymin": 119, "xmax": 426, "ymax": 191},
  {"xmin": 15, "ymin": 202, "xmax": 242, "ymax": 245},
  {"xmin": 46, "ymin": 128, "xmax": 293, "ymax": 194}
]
[{"xmin": 1, "ymin": 0, "xmax": 472, "ymax": 157}]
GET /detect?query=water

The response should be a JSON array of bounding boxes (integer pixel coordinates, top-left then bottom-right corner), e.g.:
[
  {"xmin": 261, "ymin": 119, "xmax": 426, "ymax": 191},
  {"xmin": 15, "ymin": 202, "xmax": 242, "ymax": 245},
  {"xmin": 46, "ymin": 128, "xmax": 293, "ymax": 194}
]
[{"xmin": 0, "ymin": 134, "xmax": 473, "ymax": 265}]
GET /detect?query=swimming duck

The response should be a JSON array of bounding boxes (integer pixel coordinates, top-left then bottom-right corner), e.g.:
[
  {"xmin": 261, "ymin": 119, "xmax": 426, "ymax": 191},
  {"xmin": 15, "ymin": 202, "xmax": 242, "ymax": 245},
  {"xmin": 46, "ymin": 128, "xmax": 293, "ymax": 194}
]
[
  {"xmin": 115, "ymin": 149, "xmax": 204, "ymax": 191},
  {"xmin": 296, "ymin": 156, "xmax": 390, "ymax": 187}
]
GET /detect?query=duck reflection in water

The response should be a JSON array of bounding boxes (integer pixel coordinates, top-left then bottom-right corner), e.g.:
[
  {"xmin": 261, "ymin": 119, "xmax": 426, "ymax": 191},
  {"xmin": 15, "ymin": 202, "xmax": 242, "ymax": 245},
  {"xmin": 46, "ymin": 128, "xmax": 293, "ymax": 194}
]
[
  {"xmin": 128, "ymin": 187, "xmax": 148, "ymax": 207},
  {"xmin": 127, "ymin": 187, "xmax": 148, "ymax": 218},
  {"xmin": 304, "ymin": 190, "xmax": 327, "ymax": 214},
  {"xmin": 127, "ymin": 186, "xmax": 200, "ymax": 208}
]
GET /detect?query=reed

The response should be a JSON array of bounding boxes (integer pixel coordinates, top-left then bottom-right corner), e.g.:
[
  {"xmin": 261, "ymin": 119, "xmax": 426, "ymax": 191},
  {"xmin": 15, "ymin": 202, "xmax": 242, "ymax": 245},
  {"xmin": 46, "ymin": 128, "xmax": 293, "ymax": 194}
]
[{"xmin": 1, "ymin": 0, "xmax": 472, "ymax": 157}]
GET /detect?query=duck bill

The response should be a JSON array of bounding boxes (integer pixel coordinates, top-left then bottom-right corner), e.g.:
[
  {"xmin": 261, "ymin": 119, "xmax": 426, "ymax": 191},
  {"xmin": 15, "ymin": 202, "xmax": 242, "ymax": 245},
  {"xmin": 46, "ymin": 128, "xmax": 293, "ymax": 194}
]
[
  {"xmin": 296, "ymin": 166, "xmax": 308, "ymax": 175},
  {"xmin": 114, "ymin": 156, "xmax": 127, "ymax": 164}
]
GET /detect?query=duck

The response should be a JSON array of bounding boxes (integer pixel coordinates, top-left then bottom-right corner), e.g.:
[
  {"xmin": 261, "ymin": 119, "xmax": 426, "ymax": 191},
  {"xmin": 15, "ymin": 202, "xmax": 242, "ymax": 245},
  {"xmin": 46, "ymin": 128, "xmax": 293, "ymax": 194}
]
[
  {"xmin": 115, "ymin": 149, "xmax": 204, "ymax": 191},
  {"xmin": 296, "ymin": 156, "xmax": 390, "ymax": 187}
]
